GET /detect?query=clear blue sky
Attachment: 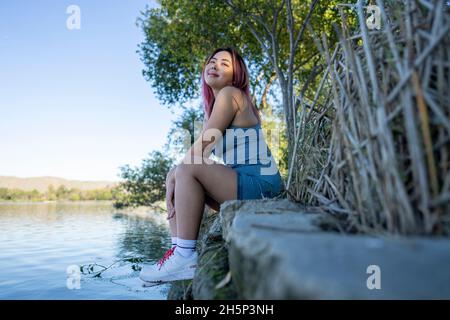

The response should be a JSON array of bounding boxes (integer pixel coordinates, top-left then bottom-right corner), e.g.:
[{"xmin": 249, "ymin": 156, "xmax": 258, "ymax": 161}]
[{"xmin": 0, "ymin": 0, "xmax": 193, "ymax": 182}]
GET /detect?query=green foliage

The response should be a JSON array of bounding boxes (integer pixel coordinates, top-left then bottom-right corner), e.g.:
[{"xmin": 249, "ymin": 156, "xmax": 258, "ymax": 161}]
[
  {"xmin": 137, "ymin": 0, "xmax": 341, "ymax": 108},
  {"xmin": 114, "ymin": 107, "xmax": 205, "ymax": 208},
  {"xmin": 164, "ymin": 106, "xmax": 204, "ymax": 160},
  {"xmin": 136, "ymin": 0, "xmax": 345, "ymax": 179},
  {"xmin": 260, "ymin": 104, "xmax": 289, "ymax": 179},
  {"xmin": 114, "ymin": 151, "xmax": 175, "ymax": 208},
  {"xmin": 0, "ymin": 186, "xmax": 123, "ymax": 202},
  {"xmin": 136, "ymin": 0, "xmax": 275, "ymax": 109}
]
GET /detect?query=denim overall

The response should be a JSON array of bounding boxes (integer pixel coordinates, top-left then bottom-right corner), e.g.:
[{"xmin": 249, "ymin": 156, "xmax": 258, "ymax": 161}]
[{"xmin": 211, "ymin": 122, "xmax": 284, "ymax": 200}]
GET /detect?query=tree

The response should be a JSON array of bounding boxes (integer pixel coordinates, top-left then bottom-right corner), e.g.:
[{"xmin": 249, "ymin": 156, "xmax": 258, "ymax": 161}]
[
  {"xmin": 114, "ymin": 151, "xmax": 175, "ymax": 208},
  {"xmin": 137, "ymin": 0, "xmax": 341, "ymax": 173},
  {"xmin": 56, "ymin": 185, "xmax": 68, "ymax": 200},
  {"xmin": 164, "ymin": 106, "xmax": 204, "ymax": 162},
  {"xmin": 137, "ymin": 0, "xmax": 270, "ymax": 109},
  {"xmin": 46, "ymin": 185, "xmax": 57, "ymax": 201},
  {"xmin": 0, "ymin": 188, "xmax": 11, "ymax": 200},
  {"xmin": 69, "ymin": 192, "xmax": 81, "ymax": 201}
]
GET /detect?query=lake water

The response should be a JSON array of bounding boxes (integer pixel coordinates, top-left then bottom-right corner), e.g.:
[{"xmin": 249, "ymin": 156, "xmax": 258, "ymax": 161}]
[{"xmin": 0, "ymin": 201, "xmax": 173, "ymax": 299}]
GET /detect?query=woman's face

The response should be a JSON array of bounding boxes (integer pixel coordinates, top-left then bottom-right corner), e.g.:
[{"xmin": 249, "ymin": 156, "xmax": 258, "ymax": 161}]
[{"xmin": 204, "ymin": 51, "xmax": 234, "ymax": 90}]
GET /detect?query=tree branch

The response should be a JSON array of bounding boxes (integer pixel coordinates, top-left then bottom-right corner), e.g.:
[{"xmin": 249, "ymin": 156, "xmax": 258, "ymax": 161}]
[{"xmin": 293, "ymin": 0, "xmax": 320, "ymax": 52}]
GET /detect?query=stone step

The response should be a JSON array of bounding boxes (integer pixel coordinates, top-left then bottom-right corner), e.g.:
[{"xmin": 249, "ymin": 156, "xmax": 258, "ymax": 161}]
[{"xmin": 220, "ymin": 199, "xmax": 450, "ymax": 299}]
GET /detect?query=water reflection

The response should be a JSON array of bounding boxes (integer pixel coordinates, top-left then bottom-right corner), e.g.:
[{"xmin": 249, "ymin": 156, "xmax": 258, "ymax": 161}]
[
  {"xmin": 112, "ymin": 210, "xmax": 171, "ymax": 262},
  {"xmin": 0, "ymin": 201, "xmax": 171, "ymax": 299}
]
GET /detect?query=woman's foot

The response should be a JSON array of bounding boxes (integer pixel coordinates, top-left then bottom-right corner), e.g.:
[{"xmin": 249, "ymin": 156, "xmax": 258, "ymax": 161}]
[{"xmin": 139, "ymin": 248, "xmax": 197, "ymax": 282}]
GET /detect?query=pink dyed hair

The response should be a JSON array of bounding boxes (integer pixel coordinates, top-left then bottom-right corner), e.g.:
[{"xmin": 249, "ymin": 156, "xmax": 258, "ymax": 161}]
[{"xmin": 201, "ymin": 47, "xmax": 261, "ymax": 123}]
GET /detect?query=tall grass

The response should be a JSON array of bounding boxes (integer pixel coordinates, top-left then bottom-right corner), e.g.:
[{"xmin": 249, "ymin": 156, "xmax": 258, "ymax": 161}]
[{"xmin": 288, "ymin": 0, "xmax": 450, "ymax": 235}]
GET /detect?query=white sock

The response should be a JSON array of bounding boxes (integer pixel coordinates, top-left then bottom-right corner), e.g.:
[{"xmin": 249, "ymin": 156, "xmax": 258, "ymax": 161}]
[
  {"xmin": 176, "ymin": 238, "xmax": 197, "ymax": 258},
  {"xmin": 171, "ymin": 236, "xmax": 178, "ymax": 248}
]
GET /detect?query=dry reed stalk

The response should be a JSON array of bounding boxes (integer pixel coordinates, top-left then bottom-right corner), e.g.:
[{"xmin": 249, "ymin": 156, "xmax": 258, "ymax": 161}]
[{"xmin": 288, "ymin": 0, "xmax": 450, "ymax": 235}]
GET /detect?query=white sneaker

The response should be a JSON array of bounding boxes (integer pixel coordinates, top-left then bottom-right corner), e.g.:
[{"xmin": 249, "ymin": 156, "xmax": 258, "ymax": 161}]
[{"xmin": 139, "ymin": 249, "xmax": 197, "ymax": 282}]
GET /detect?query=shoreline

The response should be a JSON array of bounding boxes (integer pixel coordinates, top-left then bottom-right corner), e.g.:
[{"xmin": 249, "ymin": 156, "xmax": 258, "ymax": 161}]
[
  {"xmin": 0, "ymin": 200, "xmax": 115, "ymax": 205},
  {"xmin": 0, "ymin": 199, "xmax": 167, "ymax": 211}
]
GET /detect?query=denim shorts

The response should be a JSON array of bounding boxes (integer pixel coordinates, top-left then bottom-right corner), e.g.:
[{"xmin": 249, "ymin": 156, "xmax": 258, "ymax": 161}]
[{"xmin": 230, "ymin": 164, "xmax": 285, "ymax": 200}]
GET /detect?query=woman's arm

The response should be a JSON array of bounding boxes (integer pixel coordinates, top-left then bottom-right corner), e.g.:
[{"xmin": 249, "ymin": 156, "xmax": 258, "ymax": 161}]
[{"xmin": 180, "ymin": 86, "xmax": 239, "ymax": 165}]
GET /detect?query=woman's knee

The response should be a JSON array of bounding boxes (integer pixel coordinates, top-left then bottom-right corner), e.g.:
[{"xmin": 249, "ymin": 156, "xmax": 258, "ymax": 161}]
[{"xmin": 175, "ymin": 163, "xmax": 194, "ymax": 179}]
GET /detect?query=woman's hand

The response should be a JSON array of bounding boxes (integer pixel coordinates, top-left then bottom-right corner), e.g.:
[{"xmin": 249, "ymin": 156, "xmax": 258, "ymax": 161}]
[{"xmin": 166, "ymin": 166, "xmax": 177, "ymax": 220}]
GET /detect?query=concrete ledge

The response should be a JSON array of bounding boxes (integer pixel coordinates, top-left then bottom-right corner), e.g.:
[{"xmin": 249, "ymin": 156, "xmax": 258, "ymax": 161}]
[{"xmin": 221, "ymin": 199, "xmax": 450, "ymax": 299}]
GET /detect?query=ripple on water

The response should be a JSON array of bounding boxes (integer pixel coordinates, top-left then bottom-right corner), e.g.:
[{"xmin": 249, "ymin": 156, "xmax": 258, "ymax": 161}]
[{"xmin": 0, "ymin": 202, "xmax": 171, "ymax": 299}]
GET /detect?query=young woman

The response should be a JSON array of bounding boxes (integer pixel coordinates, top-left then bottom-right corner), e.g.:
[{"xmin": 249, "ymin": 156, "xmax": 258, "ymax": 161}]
[{"xmin": 140, "ymin": 47, "xmax": 284, "ymax": 283}]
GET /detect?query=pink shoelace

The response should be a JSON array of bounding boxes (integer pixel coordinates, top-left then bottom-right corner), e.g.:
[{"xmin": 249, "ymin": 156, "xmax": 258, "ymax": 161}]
[{"xmin": 157, "ymin": 246, "xmax": 175, "ymax": 270}]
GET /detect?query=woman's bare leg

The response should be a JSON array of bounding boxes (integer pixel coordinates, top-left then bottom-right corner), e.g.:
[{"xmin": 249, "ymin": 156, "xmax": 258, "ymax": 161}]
[
  {"xmin": 174, "ymin": 162, "xmax": 237, "ymax": 240},
  {"xmin": 169, "ymin": 214, "xmax": 177, "ymax": 237},
  {"xmin": 168, "ymin": 177, "xmax": 220, "ymax": 238},
  {"xmin": 174, "ymin": 166, "xmax": 206, "ymax": 239},
  {"xmin": 168, "ymin": 192, "xmax": 220, "ymax": 239},
  {"xmin": 169, "ymin": 180, "xmax": 220, "ymax": 237}
]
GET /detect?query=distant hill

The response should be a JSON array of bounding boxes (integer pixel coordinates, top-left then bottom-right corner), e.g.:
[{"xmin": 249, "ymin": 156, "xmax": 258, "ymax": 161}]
[{"xmin": 0, "ymin": 176, "xmax": 119, "ymax": 192}]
